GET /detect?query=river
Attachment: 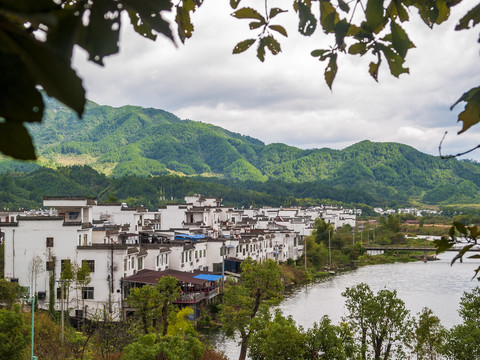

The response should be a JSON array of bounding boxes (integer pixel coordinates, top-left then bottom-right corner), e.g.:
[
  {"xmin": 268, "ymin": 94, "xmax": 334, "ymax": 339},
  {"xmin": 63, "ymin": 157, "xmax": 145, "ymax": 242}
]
[{"xmin": 210, "ymin": 251, "xmax": 480, "ymax": 359}]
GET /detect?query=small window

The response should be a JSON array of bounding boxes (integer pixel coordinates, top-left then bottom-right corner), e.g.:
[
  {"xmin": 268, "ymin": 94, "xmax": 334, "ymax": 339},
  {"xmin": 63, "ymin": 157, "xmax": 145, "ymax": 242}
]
[
  {"xmin": 124, "ymin": 259, "xmax": 127, "ymax": 271},
  {"xmin": 203, "ymin": 249, "xmax": 206, "ymax": 257},
  {"xmin": 82, "ymin": 287, "xmax": 94, "ymax": 300},
  {"xmin": 46, "ymin": 237, "xmax": 54, "ymax": 247},
  {"xmin": 57, "ymin": 287, "xmax": 67, "ymax": 299},
  {"xmin": 156, "ymin": 255, "xmax": 159, "ymax": 267},
  {"xmin": 137, "ymin": 257, "xmax": 143, "ymax": 270},
  {"xmin": 78, "ymin": 235, "xmax": 82, "ymax": 246},
  {"xmin": 46, "ymin": 261, "xmax": 54, "ymax": 271},
  {"xmin": 82, "ymin": 260, "xmax": 95, "ymax": 273},
  {"xmin": 195, "ymin": 250, "xmax": 198, "ymax": 259}
]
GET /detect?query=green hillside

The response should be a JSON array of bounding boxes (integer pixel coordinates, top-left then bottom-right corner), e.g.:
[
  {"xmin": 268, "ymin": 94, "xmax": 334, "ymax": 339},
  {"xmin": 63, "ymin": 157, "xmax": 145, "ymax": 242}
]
[{"xmin": 2, "ymin": 97, "xmax": 480, "ymax": 207}]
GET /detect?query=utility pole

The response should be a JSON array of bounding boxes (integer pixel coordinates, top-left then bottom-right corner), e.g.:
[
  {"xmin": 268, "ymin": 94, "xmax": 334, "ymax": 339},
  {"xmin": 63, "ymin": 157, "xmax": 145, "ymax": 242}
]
[{"xmin": 328, "ymin": 230, "xmax": 331, "ymax": 266}]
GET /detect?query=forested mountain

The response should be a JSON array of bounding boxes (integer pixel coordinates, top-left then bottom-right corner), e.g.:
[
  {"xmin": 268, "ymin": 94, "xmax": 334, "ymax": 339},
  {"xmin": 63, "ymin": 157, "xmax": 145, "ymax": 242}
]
[{"xmin": 1, "ymin": 97, "xmax": 480, "ymax": 208}]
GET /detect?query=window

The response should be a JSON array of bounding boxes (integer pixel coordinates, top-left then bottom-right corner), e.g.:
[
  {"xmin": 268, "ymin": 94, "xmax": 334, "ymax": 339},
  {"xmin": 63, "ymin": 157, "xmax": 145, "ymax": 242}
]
[
  {"xmin": 82, "ymin": 287, "xmax": 94, "ymax": 300},
  {"xmin": 189, "ymin": 251, "xmax": 192, "ymax": 262},
  {"xmin": 203, "ymin": 249, "xmax": 206, "ymax": 257},
  {"xmin": 46, "ymin": 261, "xmax": 54, "ymax": 271},
  {"xmin": 195, "ymin": 250, "xmax": 198, "ymax": 259},
  {"xmin": 82, "ymin": 260, "xmax": 95, "ymax": 273},
  {"xmin": 137, "ymin": 257, "xmax": 143, "ymax": 270},
  {"xmin": 156, "ymin": 255, "xmax": 159, "ymax": 267},
  {"xmin": 46, "ymin": 237, "xmax": 54, "ymax": 247},
  {"xmin": 124, "ymin": 259, "xmax": 127, "ymax": 271},
  {"xmin": 61, "ymin": 259, "xmax": 71, "ymax": 272},
  {"xmin": 78, "ymin": 235, "xmax": 82, "ymax": 246},
  {"xmin": 181, "ymin": 252, "xmax": 184, "ymax": 264},
  {"xmin": 57, "ymin": 287, "xmax": 67, "ymax": 299}
]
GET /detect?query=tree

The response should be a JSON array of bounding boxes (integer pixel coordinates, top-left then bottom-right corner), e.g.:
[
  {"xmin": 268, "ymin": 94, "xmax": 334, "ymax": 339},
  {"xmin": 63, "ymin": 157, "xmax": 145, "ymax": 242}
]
[
  {"xmin": 0, "ymin": 279, "xmax": 26, "ymax": 309},
  {"xmin": 220, "ymin": 257, "xmax": 284, "ymax": 360},
  {"xmin": 304, "ymin": 315, "xmax": 356, "ymax": 360},
  {"xmin": 440, "ymin": 286, "xmax": 480, "ymax": 359},
  {"xmin": 0, "ymin": 306, "xmax": 29, "ymax": 360},
  {"xmin": 414, "ymin": 307, "xmax": 445, "ymax": 360},
  {"xmin": 1, "ymin": 1, "xmax": 479, "ymax": 160},
  {"xmin": 125, "ymin": 276, "xmax": 179, "ymax": 335},
  {"xmin": 248, "ymin": 309, "xmax": 305, "ymax": 360},
  {"xmin": 342, "ymin": 283, "xmax": 413, "ymax": 360}
]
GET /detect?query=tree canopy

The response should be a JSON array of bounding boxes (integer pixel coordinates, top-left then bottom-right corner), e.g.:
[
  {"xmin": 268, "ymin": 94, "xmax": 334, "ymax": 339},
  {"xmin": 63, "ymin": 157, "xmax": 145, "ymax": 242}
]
[{"xmin": 0, "ymin": 0, "xmax": 479, "ymax": 160}]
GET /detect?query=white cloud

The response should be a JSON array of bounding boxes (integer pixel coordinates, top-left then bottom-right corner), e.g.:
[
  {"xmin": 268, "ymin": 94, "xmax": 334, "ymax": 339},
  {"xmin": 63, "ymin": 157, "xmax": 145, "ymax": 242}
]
[{"xmin": 72, "ymin": 0, "xmax": 480, "ymax": 161}]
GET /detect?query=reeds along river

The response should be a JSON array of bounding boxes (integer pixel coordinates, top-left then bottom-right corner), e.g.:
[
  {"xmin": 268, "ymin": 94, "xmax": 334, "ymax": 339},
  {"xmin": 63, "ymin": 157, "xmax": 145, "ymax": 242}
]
[{"xmin": 211, "ymin": 251, "xmax": 480, "ymax": 359}]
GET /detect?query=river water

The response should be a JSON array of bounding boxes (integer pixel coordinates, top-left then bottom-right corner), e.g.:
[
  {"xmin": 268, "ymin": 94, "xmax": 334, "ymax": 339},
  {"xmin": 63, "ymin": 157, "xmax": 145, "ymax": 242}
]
[{"xmin": 210, "ymin": 252, "xmax": 480, "ymax": 359}]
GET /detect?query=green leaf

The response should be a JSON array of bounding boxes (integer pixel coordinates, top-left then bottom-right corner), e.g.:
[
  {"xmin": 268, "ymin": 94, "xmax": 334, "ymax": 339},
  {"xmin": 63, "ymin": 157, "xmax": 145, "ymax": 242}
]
[
  {"xmin": 233, "ymin": 39, "xmax": 256, "ymax": 54},
  {"xmin": 454, "ymin": 221, "xmax": 468, "ymax": 235},
  {"xmin": 334, "ymin": 19, "xmax": 350, "ymax": 47},
  {"xmin": 257, "ymin": 37, "xmax": 267, "ymax": 62},
  {"xmin": 338, "ymin": 0, "xmax": 350, "ymax": 13},
  {"xmin": 468, "ymin": 254, "xmax": 480, "ymax": 259},
  {"xmin": 386, "ymin": 0, "xmax": 409, "ymax": 22},
  {"xmin": 76, "ymin": 0, "xmax": 121, "ymax": 65},
  {"xmin": 311, "ymin": 49, "xmax": 331, "ymax": 61},
  {"xmin": 123, "ymin": 0, "xmax": 175, "ymax": 42},
  {"xmin": 175, "ymin": 3, "xmax": 195, "ymax": 43},
  {"xmin": 469, "ymin": 225, "xmax": 479, "ymax": 239},
  {"xmin": 348, "ymin": 42, "xmax": 367, "ymax": 55},
  {"xmin": 232, "ymin": 7, "xmax": 265, "ymax": 22},
  {"xmin": 319, "ymin": 0, "xmax": 338, "ymax": 33},
  {"xmin": 269, "ymin": 8, "xmax": 287, "ymax": 19},
  {"xmin": 0, "ymin": 122, "xmax": 36, "ymax": 160},
  {"xmin": 0, "ymin": 53, "xmax": 44, "ymax": 123},
  {"xmin": 0, "ymin": 22, "xmax": 85, "ymax": 116},
  {"xmin": 378, "ymin": 44, "xmax": 409, "ymax": 77},
  {"xmin": 365, "ymin": 0, "xmax": 385, "ymax": 33},
  {"xmin": 435, "ymin": 0, "xmax": 450, "ymax": 24},
  {"xmin": 324, "ymin": 53, "xmax": 338, "ymax": 90},
  {"xmin": 448, "ymin": 225, "xmax": 456, "ymax": 238},
  {"xmin": 369, "ymin": 59, "xmax": 381, "ymax": 81},
  {"xmin": 473, "ymin": 265, "xmax": 480, "ymax": 280},
  {"xmin": 391, "ymin": 21, "xmax": 413, "ymax": 58},
  {"xmin": 457, "ymin": 90, "xmax": 480, "ymax": 134},
  {"xmin": 451, "ymin": 243, "xmax": 475, "ymax": 265},
  {"xmin": 297, "ymin": 2, "xmax": 317, "ymax": 36},
  {"xmin": 268, "ymin": 25, "xmax": 288, "ymax": 37},
  {"xmin": 249, "ymin": 21, "xmax": 264, "ymax": 30},
  {"xmin": 230, "ymin": 0, "xmax": 241, "ymax": 10},
  {"xmin": 455, "ymin": 3, "xmax": 480, "ymax": 30},
  {"xmin": 265, "ymin": 35, "xmax": 281, "ymax": 56},
  {"xmin": 433, "ymin": 236, "xmax": 455, "ymax": 254}
]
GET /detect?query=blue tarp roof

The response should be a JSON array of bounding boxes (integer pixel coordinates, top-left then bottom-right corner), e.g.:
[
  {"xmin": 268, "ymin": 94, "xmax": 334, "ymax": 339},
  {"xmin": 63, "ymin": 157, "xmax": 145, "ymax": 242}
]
[
  {"xmin": 193, "ymin": 274, "xmax": 224, "ymax": 281},
  {"xmin": 174, "ymin": 234, "xmax": 206, "ymax": 241}
]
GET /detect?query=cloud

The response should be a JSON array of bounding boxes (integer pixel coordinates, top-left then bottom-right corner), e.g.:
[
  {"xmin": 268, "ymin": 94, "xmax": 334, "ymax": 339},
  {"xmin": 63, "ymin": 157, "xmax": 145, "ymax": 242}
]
[{"xmin": 72, "ymin": 1, "xmax": 480, "ymax": 161}]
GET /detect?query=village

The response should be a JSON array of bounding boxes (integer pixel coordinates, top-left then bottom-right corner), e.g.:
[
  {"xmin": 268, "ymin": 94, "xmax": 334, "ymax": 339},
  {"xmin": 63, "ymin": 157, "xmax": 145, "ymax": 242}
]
[{"xmin": 0, "ymin": 194, "xmax": 357, "ymax": 322}]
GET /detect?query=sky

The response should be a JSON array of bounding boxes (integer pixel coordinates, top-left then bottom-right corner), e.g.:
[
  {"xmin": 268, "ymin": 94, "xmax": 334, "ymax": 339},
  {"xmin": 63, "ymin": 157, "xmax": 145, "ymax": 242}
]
[{"xmin": 72, "ymin": 0, "xmax": 480, "ymax": 160}]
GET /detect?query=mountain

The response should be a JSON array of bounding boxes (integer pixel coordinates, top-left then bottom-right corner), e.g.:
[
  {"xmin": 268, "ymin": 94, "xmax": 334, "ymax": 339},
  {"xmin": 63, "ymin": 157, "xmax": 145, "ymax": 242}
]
[{"xmin": 2, "ymin": 97, "xmax": 480, "ymax": 206}]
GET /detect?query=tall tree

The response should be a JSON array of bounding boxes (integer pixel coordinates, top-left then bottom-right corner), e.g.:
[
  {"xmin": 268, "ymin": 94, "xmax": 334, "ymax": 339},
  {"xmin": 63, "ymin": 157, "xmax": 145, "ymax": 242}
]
[
  {"xmin": 414, "ymin": 307, "xmax": 445, "ymax": 360},
  {"xmin": 125, "ymin": 276, "xmax": 179, "ymax": 335},
  {"xmin": 342, "ymin": 283, "xmax": 413, "ymax": 360},
  {"xmin": 220, "ymin": 258, "xmax": 284, "ymax": 360}
]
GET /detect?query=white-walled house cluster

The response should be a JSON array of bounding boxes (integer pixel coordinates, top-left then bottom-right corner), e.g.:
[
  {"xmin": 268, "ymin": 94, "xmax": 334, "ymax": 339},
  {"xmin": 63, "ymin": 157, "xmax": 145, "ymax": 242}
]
[{"xmin": 1, "ymin": 195, "xmax": 355, "ymax": 320}]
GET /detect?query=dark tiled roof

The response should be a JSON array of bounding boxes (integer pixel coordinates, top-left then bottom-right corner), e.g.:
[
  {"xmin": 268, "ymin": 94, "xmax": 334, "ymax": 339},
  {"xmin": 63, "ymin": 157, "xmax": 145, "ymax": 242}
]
[{"xmin": 123, "ymin": 269, "xmax": 207, "ymax": 285}]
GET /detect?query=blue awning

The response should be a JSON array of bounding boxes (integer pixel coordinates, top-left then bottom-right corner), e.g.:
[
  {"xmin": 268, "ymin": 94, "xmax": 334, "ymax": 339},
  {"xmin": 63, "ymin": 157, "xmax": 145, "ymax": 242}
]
[{"xmin": 193, "ymin": 274, "xmax": 224, "ymax": 281}]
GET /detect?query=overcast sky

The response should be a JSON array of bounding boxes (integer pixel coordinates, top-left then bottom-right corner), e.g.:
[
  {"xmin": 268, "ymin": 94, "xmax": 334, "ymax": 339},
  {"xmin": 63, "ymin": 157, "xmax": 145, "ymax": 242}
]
[{"xmin": 72, "ymin": 1, "xmax": 480, "ymax": 160}]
